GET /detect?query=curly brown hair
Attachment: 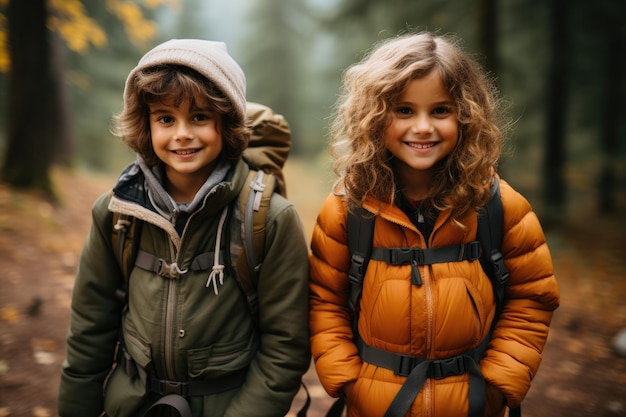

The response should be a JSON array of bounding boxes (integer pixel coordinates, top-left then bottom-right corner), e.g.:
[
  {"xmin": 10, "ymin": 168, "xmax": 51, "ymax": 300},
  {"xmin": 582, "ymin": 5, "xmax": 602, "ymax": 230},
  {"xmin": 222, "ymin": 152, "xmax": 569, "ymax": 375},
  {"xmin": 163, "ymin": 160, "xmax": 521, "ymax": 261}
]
[
  {"xmin": 330, "ymin": 32, "xmax": 507, "ymax": 222},
  {"xmin": 112, "ymin": 64, "xmax": 250, "ymax": 166}
]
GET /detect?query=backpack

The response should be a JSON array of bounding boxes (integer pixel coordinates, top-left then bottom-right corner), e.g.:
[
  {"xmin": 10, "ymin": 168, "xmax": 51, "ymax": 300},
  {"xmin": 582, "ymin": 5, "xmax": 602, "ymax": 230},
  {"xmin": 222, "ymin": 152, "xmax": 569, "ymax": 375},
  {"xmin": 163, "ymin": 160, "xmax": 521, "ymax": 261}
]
[
  {"xmin": 326, "ymin": 177, "xmax": 520, "ymax": 417},
  {"xmin": 110, "ymin": 102, "xmax": 311, "ymax": 417}
]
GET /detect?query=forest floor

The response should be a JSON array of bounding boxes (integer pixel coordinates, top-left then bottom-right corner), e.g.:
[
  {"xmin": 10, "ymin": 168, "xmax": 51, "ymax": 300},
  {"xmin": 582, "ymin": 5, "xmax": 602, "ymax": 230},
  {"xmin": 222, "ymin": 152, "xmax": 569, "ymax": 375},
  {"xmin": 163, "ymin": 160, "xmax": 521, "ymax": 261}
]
[{"xmin": 0, "ymin": 164, "xmax": 625, "ymax": 417}]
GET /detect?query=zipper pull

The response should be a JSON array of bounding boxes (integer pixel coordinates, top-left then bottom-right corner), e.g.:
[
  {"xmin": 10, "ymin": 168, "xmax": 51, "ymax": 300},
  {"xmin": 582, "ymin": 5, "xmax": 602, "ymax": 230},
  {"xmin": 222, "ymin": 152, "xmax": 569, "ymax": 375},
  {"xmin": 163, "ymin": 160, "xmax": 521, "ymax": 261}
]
[{"xmin": 411, "ymin": 260, "xmax": 422, "ymax": 286}]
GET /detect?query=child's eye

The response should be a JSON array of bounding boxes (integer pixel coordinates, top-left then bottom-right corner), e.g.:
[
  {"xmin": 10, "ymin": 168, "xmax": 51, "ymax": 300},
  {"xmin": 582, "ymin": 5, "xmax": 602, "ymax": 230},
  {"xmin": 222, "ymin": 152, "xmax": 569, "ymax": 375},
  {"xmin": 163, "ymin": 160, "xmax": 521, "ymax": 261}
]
[
  {"xmin": 193, "ymin": 113, "xmax": 211, "ymax": 122},
  {"xmin": 395, "ymin": 106, "xmax": 413, "ymax": 116},
  {"xmin": 432, "ymin": 106, "xmax": 452, "ymax": 117},
  {"xmin": 158, "ymin": 116, "xmax": 174, "ymax": 124}
]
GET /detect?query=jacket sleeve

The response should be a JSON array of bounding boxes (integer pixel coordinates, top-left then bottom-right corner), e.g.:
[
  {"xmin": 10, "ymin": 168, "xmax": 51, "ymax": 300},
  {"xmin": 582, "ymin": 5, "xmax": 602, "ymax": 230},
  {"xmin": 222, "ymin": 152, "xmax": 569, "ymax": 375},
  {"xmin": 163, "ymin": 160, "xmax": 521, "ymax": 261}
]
[
  {"xmin": 308, "ymin": 192, "xmax": 362, "ymax": 398},
  {"xmin": 224, "ymin": 195, "xmax": 311, "ymax": 417},
  {"xmin": 58, "ymin": 193, "xmax": 124, "ymax": 416},
  {"xmin": 480, "ymin": 180, "xmax": 560, "ymax": 407}
]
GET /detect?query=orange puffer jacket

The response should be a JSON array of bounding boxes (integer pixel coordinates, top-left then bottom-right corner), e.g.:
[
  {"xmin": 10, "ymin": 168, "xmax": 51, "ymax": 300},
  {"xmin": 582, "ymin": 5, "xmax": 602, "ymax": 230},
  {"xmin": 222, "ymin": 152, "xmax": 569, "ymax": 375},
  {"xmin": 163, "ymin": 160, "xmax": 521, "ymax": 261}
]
[{"xmin": 309, "ymin": 178, "xmax": 560, "ymax": 417}]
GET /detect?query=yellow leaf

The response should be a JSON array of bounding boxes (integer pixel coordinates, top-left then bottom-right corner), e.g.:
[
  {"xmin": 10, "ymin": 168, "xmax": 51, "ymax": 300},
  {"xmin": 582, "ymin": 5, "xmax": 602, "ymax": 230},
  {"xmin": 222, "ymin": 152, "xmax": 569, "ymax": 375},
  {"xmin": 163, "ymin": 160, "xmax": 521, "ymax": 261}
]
[
  {"xmin": 1, "ymin": 305, "xmax": 18, "ymax": 323},
  {"xmin": 32, "ymin": 407, "xmax": 51, "ymax": 417}
]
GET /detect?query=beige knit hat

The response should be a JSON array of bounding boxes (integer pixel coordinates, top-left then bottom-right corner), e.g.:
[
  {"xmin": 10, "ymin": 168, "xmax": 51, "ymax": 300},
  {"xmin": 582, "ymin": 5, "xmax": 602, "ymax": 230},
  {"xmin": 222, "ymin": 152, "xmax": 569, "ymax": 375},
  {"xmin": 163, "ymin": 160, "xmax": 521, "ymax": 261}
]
[{"xmin": 124, "ymin": 38, "xmax": 246, "ymax": 124}]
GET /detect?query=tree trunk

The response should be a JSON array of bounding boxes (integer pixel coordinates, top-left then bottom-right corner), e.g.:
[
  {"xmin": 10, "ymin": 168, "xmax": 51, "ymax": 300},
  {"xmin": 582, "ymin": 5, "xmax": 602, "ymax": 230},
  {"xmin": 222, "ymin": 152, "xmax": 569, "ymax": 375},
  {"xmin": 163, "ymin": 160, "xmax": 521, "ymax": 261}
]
[
  {"xmin": 543, "ymin": 0, "xmax": 568, "ymax": 223},
  {"xmin": 1, "ymin": 0, "xmax": 55, "ymax": 197},
  {"xmin": 598, "ymin": 28, "xmax": 620, "ymax": 214},
  {"xmin": 476, "ymin": 0, "xmax": 504, "ymax": 176},
  {"xmin": 476, "ymin": 0, "xmax": 497, "ymax": 76},
  {"xmin": 50, "ymin": 33, "xmax": 74, "ymax": 167}
]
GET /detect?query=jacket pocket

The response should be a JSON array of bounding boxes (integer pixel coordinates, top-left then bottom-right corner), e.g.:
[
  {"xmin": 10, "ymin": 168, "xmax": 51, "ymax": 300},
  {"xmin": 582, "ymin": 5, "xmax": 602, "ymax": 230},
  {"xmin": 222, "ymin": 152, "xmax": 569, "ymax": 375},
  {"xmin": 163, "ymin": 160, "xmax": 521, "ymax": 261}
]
[
  {"xmin": 123, "ymin": 320, "xmax": 153, "ymax": 369},
  {"xmin": 431, "ymin": 277, "xmax": 485, "ymax": 352},
  {"xmin": 103, "ymin": 362, "xmax": 147, "ymax": 417},
  {"xmin": 104, "ymin": 323, "xmax": 152, "ymax": 417},
  {"xmin": 187, "ymin": 334, "xmax": 255, "ymax": 379}
]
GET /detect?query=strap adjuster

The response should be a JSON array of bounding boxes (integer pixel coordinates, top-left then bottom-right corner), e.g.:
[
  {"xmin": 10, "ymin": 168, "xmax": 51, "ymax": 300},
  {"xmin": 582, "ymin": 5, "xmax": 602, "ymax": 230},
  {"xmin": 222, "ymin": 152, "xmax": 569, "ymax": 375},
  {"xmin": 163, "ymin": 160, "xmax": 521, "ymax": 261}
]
[
  {"xmin": 489, "ymin": 251, "xmax": 510, "ymax": 285},
  {"xmin": 390, "ymin": 248, "xmax": 423, "ymax": 265},
  {"xmin": 431, "ymin": 356, "xmax": 465, "ymax": 380},
  {"xmin": 392, "ymin": 354, "xmax": 420, "ymax": 377},
  {"xmin": 150, "ymin": 379, "xmax": 189, "ymax": 396},
  {"xmin": 348, "ymin": 254, "xmax": 365, "ymax": 285}
]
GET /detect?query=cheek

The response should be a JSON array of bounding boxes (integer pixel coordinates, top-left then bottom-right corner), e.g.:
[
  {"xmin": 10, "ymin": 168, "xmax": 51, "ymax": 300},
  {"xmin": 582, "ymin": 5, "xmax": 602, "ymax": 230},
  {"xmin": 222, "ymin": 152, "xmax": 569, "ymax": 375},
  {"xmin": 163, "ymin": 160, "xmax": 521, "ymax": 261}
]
[
  {"xmin": 441, "ymin": 121, "xmax": 459, "ymax": 142},
  {"xmin": 383, "ymin": 121, "xmax": 405, "ymax": 142}
]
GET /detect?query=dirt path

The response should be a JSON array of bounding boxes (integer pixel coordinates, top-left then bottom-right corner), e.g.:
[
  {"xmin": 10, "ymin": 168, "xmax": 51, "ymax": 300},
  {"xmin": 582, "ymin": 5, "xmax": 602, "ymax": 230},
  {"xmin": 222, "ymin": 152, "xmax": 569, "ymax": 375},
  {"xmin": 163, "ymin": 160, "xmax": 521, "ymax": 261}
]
[{"xmin": 0, "ymin": 166, "xmax": 625, "ymax": 417}]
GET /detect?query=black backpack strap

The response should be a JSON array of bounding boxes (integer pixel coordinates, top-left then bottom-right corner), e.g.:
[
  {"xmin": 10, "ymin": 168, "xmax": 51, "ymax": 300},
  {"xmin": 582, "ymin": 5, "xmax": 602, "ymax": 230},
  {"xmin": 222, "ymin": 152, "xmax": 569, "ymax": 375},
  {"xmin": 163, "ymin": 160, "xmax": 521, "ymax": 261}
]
[
  {"xmin": 346, "ymin": 206, "xmax": 375, "ymax": 312},
  {"xmin": 476, "ymin": 177, "xmax": 521, "ymax": 417},
  {"xmin": 326, "ymin": 207, "xmax": 375, "ymax": 417},
  {"xmin": 477, "ymin": 177, "xmax": 510, "ymax": 315},
  {"xmin": 358, "ymin": 336, "xmax": 487, "ymax": 417}
]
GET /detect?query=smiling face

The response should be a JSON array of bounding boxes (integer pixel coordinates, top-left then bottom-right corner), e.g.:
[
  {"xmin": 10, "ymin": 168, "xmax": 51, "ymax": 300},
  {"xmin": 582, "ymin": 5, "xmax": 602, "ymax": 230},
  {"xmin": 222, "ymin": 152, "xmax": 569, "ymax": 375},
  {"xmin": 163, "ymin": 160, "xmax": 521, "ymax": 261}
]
[
  {"xmin": 149, "ymin": 94, "xmax": 223, "ymax": 201},
  {"xmin": 383, "ymin": 70, "xmax": 459, "ymax": 198}
]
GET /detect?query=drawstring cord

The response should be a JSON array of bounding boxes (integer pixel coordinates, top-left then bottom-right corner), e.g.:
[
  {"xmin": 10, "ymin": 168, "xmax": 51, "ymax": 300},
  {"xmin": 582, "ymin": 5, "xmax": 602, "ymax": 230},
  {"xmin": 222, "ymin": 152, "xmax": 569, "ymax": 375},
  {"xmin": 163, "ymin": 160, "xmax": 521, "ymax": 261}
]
[{"xmin": 206, "ymin": 206, "xmax": 229, "ymax": 295}]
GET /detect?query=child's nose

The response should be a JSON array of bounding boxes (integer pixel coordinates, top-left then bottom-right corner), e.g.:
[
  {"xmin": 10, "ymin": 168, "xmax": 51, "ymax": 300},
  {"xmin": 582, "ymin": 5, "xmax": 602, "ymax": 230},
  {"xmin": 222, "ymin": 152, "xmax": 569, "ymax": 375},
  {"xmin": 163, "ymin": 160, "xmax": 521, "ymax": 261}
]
[
  {"xmin": 174, "ymin": 122, "xmax": 193, "ymax": 140},
  {"xmin": 412, "ymin": 115, "xmax": 434, "ymax": 135}
]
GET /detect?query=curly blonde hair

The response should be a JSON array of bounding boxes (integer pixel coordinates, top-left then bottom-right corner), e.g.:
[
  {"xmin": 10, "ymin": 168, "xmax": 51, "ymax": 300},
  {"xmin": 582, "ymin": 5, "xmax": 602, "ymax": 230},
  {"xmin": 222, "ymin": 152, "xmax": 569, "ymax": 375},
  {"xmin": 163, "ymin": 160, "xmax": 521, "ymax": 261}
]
[
  {"xmin": 331, "ymin": 32, "xmax": 506, "ymax": 222},
  {"xmin": 112, "ymin": 65, "xmax": 250, "ymax": 166}
]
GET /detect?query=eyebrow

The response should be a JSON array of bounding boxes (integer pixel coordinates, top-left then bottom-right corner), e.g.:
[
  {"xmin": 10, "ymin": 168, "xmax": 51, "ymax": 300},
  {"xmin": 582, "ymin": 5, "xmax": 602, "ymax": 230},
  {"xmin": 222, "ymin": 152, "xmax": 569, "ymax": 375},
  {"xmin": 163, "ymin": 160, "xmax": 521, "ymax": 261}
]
[
  {"xmin": 396, "ymin": 100, "xmax": 454, "ymax": 107},
  {"xmin": 149, "ymin": 108, "xmax": 169, "ymax": 114}
]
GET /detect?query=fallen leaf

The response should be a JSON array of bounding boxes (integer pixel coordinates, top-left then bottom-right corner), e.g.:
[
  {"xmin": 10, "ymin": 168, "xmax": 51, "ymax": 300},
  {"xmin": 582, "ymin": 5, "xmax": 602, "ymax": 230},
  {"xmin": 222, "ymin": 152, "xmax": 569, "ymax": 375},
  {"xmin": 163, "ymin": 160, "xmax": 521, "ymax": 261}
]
[
  {"xmin": 32, "ymin": 338, "xmax": 57, "ymax": 352},
  {"xmin": 32, "ymin": 406, "xmax": 50, "ymax": 417},
  {"xmin": 1, "ymin": 305, "xmax": 19, "ymax": 323}
]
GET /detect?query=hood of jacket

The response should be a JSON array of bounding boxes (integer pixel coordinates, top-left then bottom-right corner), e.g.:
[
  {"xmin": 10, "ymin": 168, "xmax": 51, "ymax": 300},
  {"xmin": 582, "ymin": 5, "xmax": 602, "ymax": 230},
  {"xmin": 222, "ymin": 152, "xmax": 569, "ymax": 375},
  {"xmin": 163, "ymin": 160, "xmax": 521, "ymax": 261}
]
[{"xmin": 109, "ymin": 156, "xmax": 251, "ymax": 250}]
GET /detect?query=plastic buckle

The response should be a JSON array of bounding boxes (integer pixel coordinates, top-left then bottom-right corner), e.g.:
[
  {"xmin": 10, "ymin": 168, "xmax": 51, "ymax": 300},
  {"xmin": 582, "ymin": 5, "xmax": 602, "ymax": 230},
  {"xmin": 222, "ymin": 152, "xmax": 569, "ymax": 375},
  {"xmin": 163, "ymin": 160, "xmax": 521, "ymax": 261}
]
[
  {"xmin": 158, "ymin": 380, "xmax": 188, "ymax": 396},
  {"xmin": 468, "ymin": 242, "xmax": 481, "ymax": 260},
  {"xmin": 390, "ymin": 249, "xmax": 413, "ymax": 265},
  {"xmin": 348, "ymin": 254, "xmax": 365, "ymax": 285},
  {"xmin": 490, "ymin": 252, "xmax": 510, "ymax": 285},
  {"xmin": 431, "ymin": 357, "xmax": 465, "ymax": 380},
  {"xmin": 393, "ymin": 354, "xmax": 418, "ymax": 377}
]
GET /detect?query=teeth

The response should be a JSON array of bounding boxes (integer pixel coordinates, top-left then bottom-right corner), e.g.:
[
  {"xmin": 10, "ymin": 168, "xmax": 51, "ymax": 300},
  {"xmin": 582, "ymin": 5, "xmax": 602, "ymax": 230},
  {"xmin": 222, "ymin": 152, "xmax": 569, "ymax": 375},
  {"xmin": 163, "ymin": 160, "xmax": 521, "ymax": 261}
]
[
  {"xmin": 408, "ymin": 143, "xmax": 435, "ymax": 149},
  {"xmin": 176, "ymin": 150, "xmax": 196, "ymax": 155}
]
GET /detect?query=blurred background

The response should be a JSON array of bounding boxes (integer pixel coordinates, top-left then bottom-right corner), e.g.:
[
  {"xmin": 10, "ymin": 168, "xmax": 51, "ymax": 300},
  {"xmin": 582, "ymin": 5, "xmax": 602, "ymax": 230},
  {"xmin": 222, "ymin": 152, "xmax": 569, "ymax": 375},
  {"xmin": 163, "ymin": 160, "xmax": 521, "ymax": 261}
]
[
  {"xmin": 0, "ymin": 0, "xmax": 626, "ymax": 416},
  {"xmin": 0, "ymin": 0, "xmax": 625, "ymax": 221}
]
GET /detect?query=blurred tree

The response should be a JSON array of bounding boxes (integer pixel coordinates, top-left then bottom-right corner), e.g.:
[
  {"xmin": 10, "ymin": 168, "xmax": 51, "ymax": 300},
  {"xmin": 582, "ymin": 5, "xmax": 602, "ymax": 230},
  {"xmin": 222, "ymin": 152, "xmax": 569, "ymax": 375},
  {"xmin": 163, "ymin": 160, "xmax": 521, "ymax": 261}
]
[
  {"xmin": 543, "ymin": 0, "xmax": 568, "ymax": 222},
  {"xmin": 477, "ymin": 0, "xmax": 497, "ymax": 76},
  {"xmin": 238, "ymin": 0, "xmax": 308, "ymax": 154},
  {"xmin": 0, "ymin": 0, "xmax": 172, "ymax": 197},
  {"xmin": 598, "ymin": 28, "xmax": 622, "ymax": 214},
  {"xmin": 172, "ymin": 0, "xmax": 205, "ymax": 39},
  {"xmin": 1, "ymin": 0, "xmax": 56, "ymax": 195}
]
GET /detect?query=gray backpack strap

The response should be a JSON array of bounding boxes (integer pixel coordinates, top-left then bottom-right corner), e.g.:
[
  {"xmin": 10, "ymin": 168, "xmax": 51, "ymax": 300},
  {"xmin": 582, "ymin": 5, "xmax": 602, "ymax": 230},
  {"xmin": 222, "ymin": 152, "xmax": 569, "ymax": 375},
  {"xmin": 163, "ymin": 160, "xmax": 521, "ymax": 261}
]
[{"xmin": 143, "ymin": 394, "xmax": 191, "ymax": 417}]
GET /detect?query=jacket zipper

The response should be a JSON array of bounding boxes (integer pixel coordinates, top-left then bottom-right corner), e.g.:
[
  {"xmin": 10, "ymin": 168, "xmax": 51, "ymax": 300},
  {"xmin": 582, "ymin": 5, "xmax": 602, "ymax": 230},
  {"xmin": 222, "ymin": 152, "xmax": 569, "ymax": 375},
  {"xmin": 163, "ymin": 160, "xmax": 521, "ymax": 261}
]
[
  {"xmin": 423, "ymin": 263, "xmax": 434, "ymax": 417},
  {"xmin": 161, "ymin": 186, "xmax": 222, "ymax": 380}
]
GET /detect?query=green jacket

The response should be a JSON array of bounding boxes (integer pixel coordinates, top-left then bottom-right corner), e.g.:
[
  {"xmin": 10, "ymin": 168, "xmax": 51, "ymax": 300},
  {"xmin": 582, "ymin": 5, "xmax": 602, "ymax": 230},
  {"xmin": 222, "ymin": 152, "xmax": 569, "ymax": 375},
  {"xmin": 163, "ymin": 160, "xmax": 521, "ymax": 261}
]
[{"xmin": 58, "ymin": 159, "xmax": 310, "ymax": 417}]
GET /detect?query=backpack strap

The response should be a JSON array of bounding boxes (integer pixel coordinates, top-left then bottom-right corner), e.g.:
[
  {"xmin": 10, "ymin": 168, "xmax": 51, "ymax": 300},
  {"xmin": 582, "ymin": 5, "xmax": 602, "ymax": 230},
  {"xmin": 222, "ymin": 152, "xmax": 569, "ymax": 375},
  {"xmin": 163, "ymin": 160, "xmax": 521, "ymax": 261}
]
[
  {"xmin": 233, "ymin": 169, "xmax": 277, "ymax": 317},
  {"xmin": 111, "ymin": 211, "xmax": 143, "ymax": 307},
  {"xmin": 346, "ymin": 206, "xmax": 375, "ymax": 313},
  {"xmin": 236, "ymin": 169, "xmax": 313, "ymax": 417},
  {"xmin": 325, "ymin": 207, "xmax": 374, "ymax": 417},
  {"xmin": 477, "ymin": 177, "xmax": 510, "ymax": 315}
]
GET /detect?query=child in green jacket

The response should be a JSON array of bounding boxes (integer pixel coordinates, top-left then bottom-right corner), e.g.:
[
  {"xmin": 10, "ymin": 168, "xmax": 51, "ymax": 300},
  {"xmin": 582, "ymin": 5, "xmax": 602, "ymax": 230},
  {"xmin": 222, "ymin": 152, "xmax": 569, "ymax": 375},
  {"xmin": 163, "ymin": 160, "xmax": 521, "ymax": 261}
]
[{"xmin": 58, "ymin": 39, "xmax": 310, "ymax": 417}]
